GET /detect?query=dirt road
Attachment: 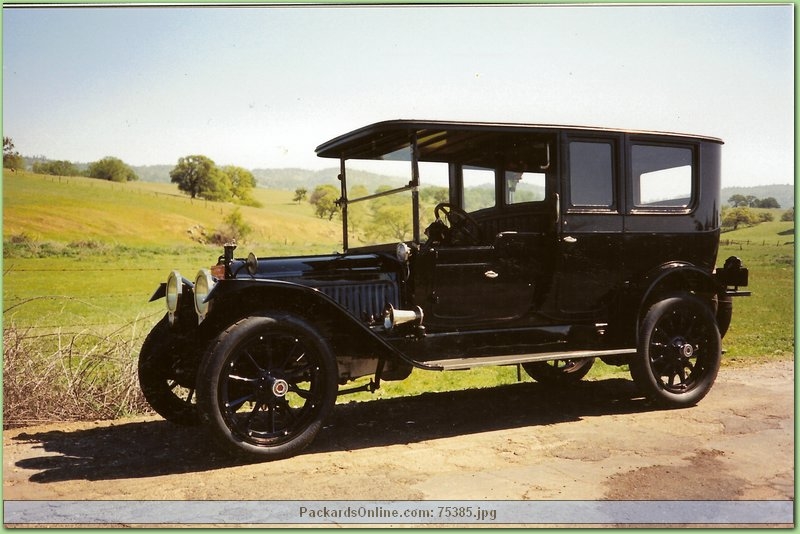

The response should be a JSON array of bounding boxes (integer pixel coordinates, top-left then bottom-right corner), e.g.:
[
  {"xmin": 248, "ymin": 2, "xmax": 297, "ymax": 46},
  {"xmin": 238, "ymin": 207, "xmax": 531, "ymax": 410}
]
[{"xmin": 3, "ymin": 360, "xmax": 794, "ymax": 525}]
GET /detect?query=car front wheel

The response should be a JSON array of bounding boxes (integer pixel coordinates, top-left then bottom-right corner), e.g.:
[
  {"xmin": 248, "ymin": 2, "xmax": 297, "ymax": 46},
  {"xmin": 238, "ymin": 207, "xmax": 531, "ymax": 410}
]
[
  {"xmin": 197, "ymin": 313, "xmax": 338, "ymax": 461},
  {"xmin": 630, "ymin": 293, "xmax": 721, "ymax": 408}
]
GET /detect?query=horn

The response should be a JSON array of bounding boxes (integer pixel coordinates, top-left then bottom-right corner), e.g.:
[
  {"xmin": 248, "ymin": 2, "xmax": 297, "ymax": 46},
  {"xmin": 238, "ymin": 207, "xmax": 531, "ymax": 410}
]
[{"xmin": 383, "ymin": 304, "xmax": 424, "ymax": 330}]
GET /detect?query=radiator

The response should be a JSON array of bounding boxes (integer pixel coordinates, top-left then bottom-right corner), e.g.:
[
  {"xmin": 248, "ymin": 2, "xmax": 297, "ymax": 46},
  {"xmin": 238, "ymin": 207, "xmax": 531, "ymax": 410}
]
[{"xmin": 317, "ymin": 281, "xmax": 399, "ymax": 320}]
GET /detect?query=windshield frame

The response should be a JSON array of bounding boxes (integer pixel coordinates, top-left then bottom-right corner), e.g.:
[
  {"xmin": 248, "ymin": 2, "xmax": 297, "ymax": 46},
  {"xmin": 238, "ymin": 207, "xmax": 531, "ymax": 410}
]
[{"xmin": 336, "ymin": 133, "xmax": 421, "ymax": 251}]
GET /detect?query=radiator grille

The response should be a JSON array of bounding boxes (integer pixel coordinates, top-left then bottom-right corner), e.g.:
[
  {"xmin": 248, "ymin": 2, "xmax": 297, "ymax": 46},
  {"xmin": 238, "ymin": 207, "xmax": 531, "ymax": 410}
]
[{"xmin": 318, "ymin": 282, "xmax": 399, "ymax": 320}]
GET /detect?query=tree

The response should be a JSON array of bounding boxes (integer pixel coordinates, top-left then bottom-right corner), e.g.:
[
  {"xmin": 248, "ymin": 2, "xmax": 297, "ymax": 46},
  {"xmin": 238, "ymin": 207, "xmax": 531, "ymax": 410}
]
[
  {"xmin": 309, "ymin": 184, "xmax": 340, "ymax": 220},
  {"xmin": 781, "ymin": 208, "xmax": 794, "ymax": 222},
  {"xmin": 757, "ymin": 211, "xmax": 774, "ymax": 223},
  {"xmin": 755, "ymin": 197, "xmax": 780, "ymax": 209},
  {"xmin": 221, "ymin": 165, "xmax": 259, "ymax": 205},
  {"xmin": 201, "ymin": 166, "xmax": 232, "ymax": 202},
  {"xmin": 369, "ymin": 203, "xmax": 413, "ymax": 241},
  {"xmin": 420, "ymin": 186, "xmax": 448, "ymax": 205},
  {"xmin": 346, "ymin": 185, "xmax": 370, "ymax": 237},
  {"xmin": 722, "ymin": 207, "xmax": 759, "ymax": 230},
  {"xmin": 33, "ymin": 159, "xmax": 81, "ymax": 177},
  {"xmin": 293, "ymin": 187, "xmax": 308, "ymax": 204},
  {"xmin": 87, "ymin": 157, "xmax": 138, "ymax": 182},
  {"xmin": 3, "ymin": 137, "xmax": 24, "ymax": 170},
  {"xmin": 170, "ymin": 155, "xmax": 218, "ymax": 199}
]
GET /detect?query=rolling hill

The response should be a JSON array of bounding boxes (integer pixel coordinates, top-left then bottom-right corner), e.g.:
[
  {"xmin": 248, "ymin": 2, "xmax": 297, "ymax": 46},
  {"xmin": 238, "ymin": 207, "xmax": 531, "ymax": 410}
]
[{"xmin": 2, "ymin": 171, "xmax": 343, "ymax": 254}]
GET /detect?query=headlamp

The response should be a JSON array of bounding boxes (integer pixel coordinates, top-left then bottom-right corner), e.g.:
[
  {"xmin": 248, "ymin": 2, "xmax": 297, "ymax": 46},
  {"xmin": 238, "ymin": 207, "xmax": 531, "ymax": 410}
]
[
  {"xmin": 194, "ymin": 269, "xmax": 216, "ymax": 323},
  {"xmin": 166, "ymin": 270, "xmax": 182, "ymax": 325}
]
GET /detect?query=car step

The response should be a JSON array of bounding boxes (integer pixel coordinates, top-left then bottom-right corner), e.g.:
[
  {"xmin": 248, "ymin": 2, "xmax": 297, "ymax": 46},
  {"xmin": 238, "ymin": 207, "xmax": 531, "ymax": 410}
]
[{"xmin": 419, "ymin": 348, "xmax": 637, "ymax": 371}]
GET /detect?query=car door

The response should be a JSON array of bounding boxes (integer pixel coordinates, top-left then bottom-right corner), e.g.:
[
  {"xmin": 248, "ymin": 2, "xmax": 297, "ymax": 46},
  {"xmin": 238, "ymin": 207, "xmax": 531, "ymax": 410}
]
[
  {"xmin": 556, "ymin": 134, "xmax": 624, "ymax": 318},
  {"xmin": 418, "ymin": 244, "xmax": 528, "ymax": 325}
]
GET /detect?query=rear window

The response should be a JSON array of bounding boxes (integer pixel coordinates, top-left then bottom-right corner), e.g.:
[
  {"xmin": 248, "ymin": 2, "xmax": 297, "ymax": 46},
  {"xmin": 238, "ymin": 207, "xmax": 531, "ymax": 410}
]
[{"xmin": 632, "ymin": 145, "xmax": 693, "ymax": 208}]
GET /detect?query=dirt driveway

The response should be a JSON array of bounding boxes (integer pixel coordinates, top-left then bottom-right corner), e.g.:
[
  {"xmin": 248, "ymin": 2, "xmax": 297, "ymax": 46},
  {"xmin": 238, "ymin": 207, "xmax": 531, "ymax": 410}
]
[{"xmin": 3, "ymin": 360, "xmax": 794, "ymax": 526}]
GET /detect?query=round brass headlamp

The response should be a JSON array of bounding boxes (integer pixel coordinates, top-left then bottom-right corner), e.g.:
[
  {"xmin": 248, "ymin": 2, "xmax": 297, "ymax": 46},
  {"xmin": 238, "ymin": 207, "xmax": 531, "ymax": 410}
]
[
  {"xmin": 194, "ymin": 269, "xmax": 216, "ymax": 323},
  {"xmin": 166, "ymin": 270, "xmax": 182, "ymax": 324}
]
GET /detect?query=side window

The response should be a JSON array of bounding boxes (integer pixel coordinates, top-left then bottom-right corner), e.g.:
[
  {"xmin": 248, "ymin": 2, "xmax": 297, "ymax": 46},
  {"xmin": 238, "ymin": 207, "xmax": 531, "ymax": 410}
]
[
  {"xmin": 462, "ymin": 166, "xmax": 496, "ymax": 212},
  {"xmin": 632, "ymin": 145, "xmax": 693, "ymax": 208},
  {"xmin": 505, "ymin": 171, "xmax": 546, "ymax": 205},
  {"xmin": 569, "ymin": 141, "xmax": 614, "ymax": 208}
]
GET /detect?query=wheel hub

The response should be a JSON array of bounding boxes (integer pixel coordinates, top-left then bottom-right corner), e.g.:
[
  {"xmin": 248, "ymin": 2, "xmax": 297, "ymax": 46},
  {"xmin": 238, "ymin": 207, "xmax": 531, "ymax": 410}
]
[
  {"xmin": 256, "ymin": 373, "xmax": 289, "ymax": 400},
  {"xmin": 671, "ymin": 338, "xmax": 695, "ymax": 360},
  {"xmin": 271, "ymin": 378, "xmax": 289, "ymax": 397}
]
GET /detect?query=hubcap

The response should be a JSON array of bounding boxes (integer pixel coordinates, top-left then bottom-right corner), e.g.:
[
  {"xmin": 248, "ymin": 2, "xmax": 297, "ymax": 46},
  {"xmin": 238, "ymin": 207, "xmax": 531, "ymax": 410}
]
[
  {"xmin": 670, "ymin": 337, "xmax": 695, "ymax": 361},
  {"xmin": 272, "ymin": 378, "xmax": 289, "ymax": 397},
  {"xmin": 255, "ymin": 373, "xmax": 290, "ymax": 401}
]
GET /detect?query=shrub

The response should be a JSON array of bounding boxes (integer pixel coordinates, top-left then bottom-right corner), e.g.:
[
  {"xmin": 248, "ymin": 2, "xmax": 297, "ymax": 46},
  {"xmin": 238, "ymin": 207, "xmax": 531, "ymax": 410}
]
[
  {"xmin": 2, "ymin": 322, "xmax": 151, "ymax": 428},
  {"xmin": 209, "ymin": 207, "xmax": 253, "ymax": 245}
]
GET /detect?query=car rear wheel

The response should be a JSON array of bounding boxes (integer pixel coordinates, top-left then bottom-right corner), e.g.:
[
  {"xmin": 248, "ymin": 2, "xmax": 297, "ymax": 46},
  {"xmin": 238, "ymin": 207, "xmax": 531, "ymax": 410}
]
[
  {"xmin": 522, "ymin": 358, "xmax": 595, "ymax": 385},
  {"xmin": 197, "ymin": 314, "xmax": 338, "ymax": 461},
  {"xmin": 630, "ymin": 292, "xmax": 721, "ymax": 407},
  {"xmin": 137, "ymin": 315, "xmax": 200, "ymax": 426}
]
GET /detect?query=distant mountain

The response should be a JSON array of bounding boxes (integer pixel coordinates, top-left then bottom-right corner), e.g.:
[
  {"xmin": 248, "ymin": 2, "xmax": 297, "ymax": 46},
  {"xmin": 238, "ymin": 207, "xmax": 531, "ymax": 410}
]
[
  {"xmin": 251, "ymin": 168, "xmax": 338, "ymax": 190},
  {"xmin": 251, "ymin": 167, "xmax": 408, "ymax": 191},
  {"xmin": 721, "ymin": 184, "xmax": 794, "ymax": 210},
  {"xmin": 132, "ymin": 164, "xmax": 173, "ymax": 183}
]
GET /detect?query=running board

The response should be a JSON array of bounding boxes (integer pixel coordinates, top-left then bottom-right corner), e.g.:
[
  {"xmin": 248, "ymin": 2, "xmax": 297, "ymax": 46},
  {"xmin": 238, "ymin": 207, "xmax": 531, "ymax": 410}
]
[{"xmin": 419, "ymin": 348, "xmax": 637, "ymax": 371}]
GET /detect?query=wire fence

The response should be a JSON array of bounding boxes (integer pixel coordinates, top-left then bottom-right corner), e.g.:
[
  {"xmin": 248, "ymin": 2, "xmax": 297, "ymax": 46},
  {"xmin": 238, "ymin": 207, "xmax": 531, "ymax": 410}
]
[{"xmin": 719, "ymin": 238, "xmax": 794, "ymax": 247}]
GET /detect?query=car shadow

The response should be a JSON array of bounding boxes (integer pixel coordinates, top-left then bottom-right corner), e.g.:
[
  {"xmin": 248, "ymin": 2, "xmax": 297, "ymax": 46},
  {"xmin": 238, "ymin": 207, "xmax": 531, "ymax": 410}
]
[{"xmin": 12, "ymin": 377, "xmax": 655, "ymax": 483}]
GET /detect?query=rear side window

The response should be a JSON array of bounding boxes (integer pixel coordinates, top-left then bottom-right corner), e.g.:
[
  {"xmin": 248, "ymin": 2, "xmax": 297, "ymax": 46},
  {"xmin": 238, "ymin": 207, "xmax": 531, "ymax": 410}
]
[
  {"xmin": 632, "ymin": 145, "xmax": 693, "ymax": 208},
  {"xmin": 462, "ymin": 166, "xmax": 496, "ymax": 212},
  {"xmin": 569, "ymin": 141, "xmax": 614, "ymax": 208},
  {"xmin": 505, "ymin": 171, "xmax": 546, "ymax": 205}
]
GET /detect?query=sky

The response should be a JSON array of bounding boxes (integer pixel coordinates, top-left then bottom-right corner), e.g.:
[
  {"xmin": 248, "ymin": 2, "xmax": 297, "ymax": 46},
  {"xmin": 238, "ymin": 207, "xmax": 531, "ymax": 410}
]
[{"xmin": 2, "ymin": 3, "xmax": 795, "ymax": 188}]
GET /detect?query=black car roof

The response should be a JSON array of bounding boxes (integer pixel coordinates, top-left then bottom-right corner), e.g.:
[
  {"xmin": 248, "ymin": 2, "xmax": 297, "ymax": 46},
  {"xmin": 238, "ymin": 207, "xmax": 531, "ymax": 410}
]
[{"xmin": 315, "ymin": 119, "xmax": 723, "ymax": 162}]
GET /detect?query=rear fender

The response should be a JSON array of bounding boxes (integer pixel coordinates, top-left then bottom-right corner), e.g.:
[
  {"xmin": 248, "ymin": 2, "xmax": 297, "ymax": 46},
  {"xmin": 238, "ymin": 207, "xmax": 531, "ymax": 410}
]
[{"xmin": 631, "ymin": 262, "xmax": 725, "ymax": 343}]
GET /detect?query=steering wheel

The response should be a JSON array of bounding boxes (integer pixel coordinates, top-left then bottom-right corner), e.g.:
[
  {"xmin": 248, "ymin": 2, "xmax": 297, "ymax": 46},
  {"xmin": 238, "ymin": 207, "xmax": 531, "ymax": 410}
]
[{"xmin": 433, "ymin": 202, "xmax": 484, "ymax": 245}]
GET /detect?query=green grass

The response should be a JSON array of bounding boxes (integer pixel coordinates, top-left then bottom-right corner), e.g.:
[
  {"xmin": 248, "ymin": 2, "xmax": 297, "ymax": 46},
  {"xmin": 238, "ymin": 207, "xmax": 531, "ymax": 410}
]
[{"xmin": 715, "ymin": 219, "xmax": 795, "ymax": 363}]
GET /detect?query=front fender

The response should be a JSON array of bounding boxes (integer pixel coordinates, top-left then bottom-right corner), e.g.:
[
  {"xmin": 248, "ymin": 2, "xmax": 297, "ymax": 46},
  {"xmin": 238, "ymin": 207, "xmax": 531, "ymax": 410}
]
[
  {"xmin": 148, "ymin": 276, "xmax": 195, "ymax": 302},
  {"xmin": 204, "ymin": 279, "xmax": 437, "ymax": 371}
]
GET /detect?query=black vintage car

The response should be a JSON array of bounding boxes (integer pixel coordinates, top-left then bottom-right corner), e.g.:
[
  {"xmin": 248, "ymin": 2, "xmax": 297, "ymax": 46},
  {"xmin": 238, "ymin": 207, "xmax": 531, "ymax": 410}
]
[{"xmin": 139, "ymin": 120, "xmax": 749, "ymax": 460}]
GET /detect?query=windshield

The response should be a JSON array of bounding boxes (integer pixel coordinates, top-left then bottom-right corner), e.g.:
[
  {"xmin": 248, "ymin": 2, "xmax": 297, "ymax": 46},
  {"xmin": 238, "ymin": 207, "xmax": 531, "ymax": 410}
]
[{"xmin": 342, "ymin": 155, "xmax": 448, "ymax": 248}]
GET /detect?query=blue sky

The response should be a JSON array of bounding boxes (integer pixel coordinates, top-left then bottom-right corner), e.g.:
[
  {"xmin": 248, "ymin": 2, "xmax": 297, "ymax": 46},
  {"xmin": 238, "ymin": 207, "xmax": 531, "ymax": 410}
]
[{"xmin": 2, "ymin": 4, "xmax": 794, "ymax": 187}]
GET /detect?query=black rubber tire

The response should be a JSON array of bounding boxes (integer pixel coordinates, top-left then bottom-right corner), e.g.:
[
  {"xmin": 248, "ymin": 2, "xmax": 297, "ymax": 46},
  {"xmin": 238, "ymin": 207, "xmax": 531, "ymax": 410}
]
[
  {"xmin": 197, "ymin": 314, "xmax": 338, "ymax": 461},
  {"xmin": 137, "ymin": 315, "xmax": 200, "ymax": 426},
  {"xmin": 630, "ymin": 292, "xmax": 721, "ymax": 408},
  {"xmin": 522, "ymin": 358, "xmax": 595, "ymax": 386}
]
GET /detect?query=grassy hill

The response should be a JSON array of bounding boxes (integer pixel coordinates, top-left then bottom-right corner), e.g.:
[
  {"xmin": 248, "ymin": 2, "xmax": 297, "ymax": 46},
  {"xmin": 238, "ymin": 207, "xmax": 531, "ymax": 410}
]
[{"xmin": 3, "ymin": 170, "xmax": 343, "ymax": 254}]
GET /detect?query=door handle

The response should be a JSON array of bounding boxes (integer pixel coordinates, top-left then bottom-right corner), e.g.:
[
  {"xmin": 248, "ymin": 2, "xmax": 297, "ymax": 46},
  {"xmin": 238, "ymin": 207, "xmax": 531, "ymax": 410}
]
[
  {"xmin": 484, "ymin": 270, "xmax": 499, "ymax": 279},
  {"xmin": 562, "ymin": 236, "xmax": 577, "ymax": 243}
]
